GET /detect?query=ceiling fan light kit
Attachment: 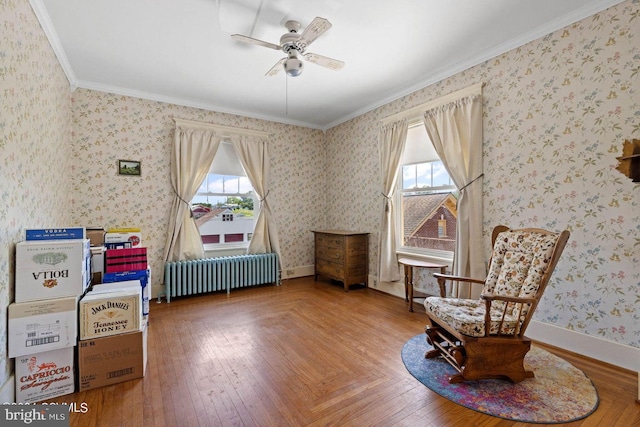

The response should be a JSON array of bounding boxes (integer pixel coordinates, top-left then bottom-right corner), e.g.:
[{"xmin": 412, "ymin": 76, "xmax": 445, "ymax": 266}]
[
  {"xmin": 231, "ymin": 17, "xmax": 344, "ymax": 77},
  {"xmin": 284, "ymin": 53, "xmax": 304, "ymax": 77}
]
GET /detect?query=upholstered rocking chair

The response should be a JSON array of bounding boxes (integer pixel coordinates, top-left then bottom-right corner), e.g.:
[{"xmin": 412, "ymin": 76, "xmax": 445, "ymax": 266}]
[{"xmin": 424, "ymin": 225, "xmax": 570, "ymax": 383}]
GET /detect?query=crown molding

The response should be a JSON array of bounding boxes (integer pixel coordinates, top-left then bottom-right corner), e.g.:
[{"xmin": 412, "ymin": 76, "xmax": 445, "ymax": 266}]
[
  {"xmin": 75, "ymin": 80, "xmax": 325, "ymax": 131},
  {"xmin": 29, "ymin": 0, "xmax": 78, "ymax": 90},
  {"xmin": 323, "ymin": 0, "xmax": 627, "ymax": 130},
  {"xmin": 31, "ymin": 0, "xmax": 625, "ymax": 132}
]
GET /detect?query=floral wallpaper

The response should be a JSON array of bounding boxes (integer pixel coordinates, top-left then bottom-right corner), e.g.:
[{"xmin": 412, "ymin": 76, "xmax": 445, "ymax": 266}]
[
  {"xmin": 1, "ymin": 0, "xmax": 638, "ymax": 397},
  {"xmin": 326, "ymin": 0, "xmax": 640, "ymax": 349},
  {"xmin": 0, "ymin": 0, "xmax": 73, "ymax": 387},
  {"xmin": 70, "ymin": 89, "xmax": 326, "ymax": 294}
]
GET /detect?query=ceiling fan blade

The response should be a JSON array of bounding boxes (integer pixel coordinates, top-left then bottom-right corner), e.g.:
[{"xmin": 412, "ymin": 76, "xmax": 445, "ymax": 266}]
[
  {"xmin": 266, "ymin": 58, "xmax": 286, "ymax": 76},
  {"xmin": 304, "ymin": 53, "xmax": 344, "ymax": 71},
  {"xmin": 231, "ymin": 34, "xmax": 281, "ymax": 50},
  {"xmin": 298, "ymin": 17, "xmax": 332, "ymax": 48}
]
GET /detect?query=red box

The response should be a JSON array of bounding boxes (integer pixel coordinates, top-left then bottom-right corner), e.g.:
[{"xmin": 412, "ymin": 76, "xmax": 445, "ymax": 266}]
[{"xmin": 105, "ymin": 248, "xmax": 147, "ymax": 273}]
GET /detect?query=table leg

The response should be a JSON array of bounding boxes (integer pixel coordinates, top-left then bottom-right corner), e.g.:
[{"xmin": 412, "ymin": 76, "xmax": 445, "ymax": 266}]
[
  {"xmin": 408, "ymin": 266, "xmax": 415, "ymax": 312},
  {"xmin": 403, "ymin": 265, "xmax": 409, "ymax": 302}
]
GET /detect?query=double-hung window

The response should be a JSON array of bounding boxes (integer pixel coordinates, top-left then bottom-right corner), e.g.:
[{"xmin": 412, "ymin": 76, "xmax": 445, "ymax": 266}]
[
  {"xmin": 191, "ymin": 141, "xmax": 256, "ymax": 249},
  {"xmin": 397, "ymin": 123, "xmax": 458, "ymax": 258}
]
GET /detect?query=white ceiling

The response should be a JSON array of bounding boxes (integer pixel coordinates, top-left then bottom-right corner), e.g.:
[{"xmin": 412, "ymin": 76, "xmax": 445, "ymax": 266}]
[{"xmin": 32, "ymin": 0, "xmax": 623, "ymax": 130}]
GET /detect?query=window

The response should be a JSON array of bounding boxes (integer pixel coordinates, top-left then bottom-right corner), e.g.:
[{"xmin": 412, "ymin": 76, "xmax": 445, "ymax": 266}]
[
  {"xmin": 398, "ymin": 123, "xmax": 458, "ymax": 256},
  {"xmin": 191, "ymin": 141, "xmax": 256, "ymax": 248}
]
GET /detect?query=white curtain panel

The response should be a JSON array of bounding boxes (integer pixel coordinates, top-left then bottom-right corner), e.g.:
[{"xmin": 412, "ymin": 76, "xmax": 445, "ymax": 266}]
[
  {"xmin": 163, "ymin": 127, "xmax": 221, "ymax": 262},
  {"xmin": 377, "ymin": 119, "xmax": 408, "ymax": 283},
  {"xmin": 231, "ymin": 135, "xmax": 281, "ymax": 258},
  {"xmin": 423, "ymin": 92, "xmax": 484, "ymax": 297}
]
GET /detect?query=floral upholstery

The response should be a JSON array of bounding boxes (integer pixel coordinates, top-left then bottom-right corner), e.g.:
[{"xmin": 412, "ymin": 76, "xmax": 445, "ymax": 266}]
[{"xmin": 424, "ymin": 230, "xmax": 559, "ymax": 337}]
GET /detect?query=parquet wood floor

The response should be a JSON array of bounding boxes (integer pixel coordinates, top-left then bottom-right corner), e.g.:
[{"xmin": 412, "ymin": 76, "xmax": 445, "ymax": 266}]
[{"xmin": 45, "ymin": 276, "xmax": 639, "ymax": 426}]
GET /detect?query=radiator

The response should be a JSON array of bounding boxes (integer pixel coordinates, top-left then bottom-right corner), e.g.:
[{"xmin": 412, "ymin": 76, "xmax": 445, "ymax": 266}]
[{"xmin": 163, "ymin": 253, "xmax": 279, "ymax": 302}]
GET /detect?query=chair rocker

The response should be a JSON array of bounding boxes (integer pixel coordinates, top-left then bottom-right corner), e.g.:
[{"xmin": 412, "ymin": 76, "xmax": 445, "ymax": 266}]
[{"xmin": 424, "ymin": 225, "xmax": 570, "ymax": 383}]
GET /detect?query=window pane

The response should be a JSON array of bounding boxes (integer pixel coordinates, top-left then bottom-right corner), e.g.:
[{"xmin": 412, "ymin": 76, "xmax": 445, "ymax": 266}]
[
  {"xmin": 431, "ymin": 161, "xmax": 451, "ymax": 187},
  {"xmin": 222, "ymin": 176, "xmax": 240, "ymax": 194},
  {"xmin": 201, "ymin": 235, "xmax": 220, "ymax": 244},
  {"xmin": 193, "ymin": 170, "xmax": 256, "ymax": 245},
  {"xmin": 224, "ymin": 233, "xmax": 244, "ymax": 243},
  {"xmin": 402, "ymin": 165, "xmax": 416, "ymax": 189},
  {"xmin": 238, "ymin": 176, "xmax": 252, "ymax": 193},
  {"xmin": 401, "ymin": 192, "xmax": 457, "ymax": 252},
  {"xmin": 415, "ymin": 163, "xmax": 432, "ymax": 188},
  {"xmin": 399, "ymin": 125, "xmax": 457, "ymax": 254}
]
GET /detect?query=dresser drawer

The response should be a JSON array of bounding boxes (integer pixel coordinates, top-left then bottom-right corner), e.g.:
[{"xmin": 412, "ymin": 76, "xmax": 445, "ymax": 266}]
[
  {"xmin": 315, "ymin": 245, "xmax": 344, "ymax": 263},
  {"xmin": 316, "ymin": 258, "xmax": 345, "ymax": 279},
  {"xmin": 315, "ymin": 233, "xmax": 345, "ymax": 248}
]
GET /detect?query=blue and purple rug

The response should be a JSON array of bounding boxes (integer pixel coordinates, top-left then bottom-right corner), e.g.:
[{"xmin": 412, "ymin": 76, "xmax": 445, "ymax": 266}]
[{"xmin": 401, "ymin": 333, "xmax": 599, "ymax": 423}]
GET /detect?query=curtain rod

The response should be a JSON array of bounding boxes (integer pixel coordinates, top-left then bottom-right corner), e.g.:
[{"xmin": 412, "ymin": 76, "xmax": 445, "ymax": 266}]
[
  {"xmin": 173, "ymin": 118, "xmax": 271, "ymax": 139},
  {"xmin": 380, "ymin": 82, "xmax": 484, "ymax": 126}
]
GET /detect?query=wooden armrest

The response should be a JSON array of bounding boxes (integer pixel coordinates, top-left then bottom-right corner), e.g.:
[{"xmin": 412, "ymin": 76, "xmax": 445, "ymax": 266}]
[
  {"xmin": 433, "ymin": 273, "xmax": 485, "ymax": 298},
  {"xmin": 432, "ymin": 273, "xmax": 485, "ymax": 285},
  {"xmin": 481, "ymin": 293, "xmax": 537, "ymax": 336},
  {"xmin": 481, "ymin": 293, "xmax": 536, "ymax": 304}
]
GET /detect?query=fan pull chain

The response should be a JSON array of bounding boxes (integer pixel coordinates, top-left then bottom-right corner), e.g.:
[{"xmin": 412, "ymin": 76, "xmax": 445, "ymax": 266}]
[{"xmin": 285, "ymin": 75, "xmax": 289, "ymax": 115}]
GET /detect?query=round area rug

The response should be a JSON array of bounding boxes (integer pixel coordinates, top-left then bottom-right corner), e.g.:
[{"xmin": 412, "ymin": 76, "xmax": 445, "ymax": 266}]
[{"xmin": 401, "ymin": 333, "xmax": 599, "ymax": 424}]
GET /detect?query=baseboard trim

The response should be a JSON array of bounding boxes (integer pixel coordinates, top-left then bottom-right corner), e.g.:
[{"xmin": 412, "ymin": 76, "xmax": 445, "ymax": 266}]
[
  {"xmin": 282, "ymin": 265, "xmax": 314, "ymax": 280},
  {"xmin": 370, "ymin": 276, "xmax": 404, "ymax": 298},
  {"xmin": 0, "ymin": 375, "xmax": 15, "ymax": 403},
  {"xmin": 526, "ymin": 320, "xmax": 640, "ymax": 372}
]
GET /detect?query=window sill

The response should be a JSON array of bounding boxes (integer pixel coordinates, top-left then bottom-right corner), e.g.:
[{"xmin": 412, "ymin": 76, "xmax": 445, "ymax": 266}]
[
  {"xmin": 396, "ymin": 249, "xmax": 453, "ymax": 266},
  {"xmin": 203, "ymin": 243, "xmax": 249, "ymax": 258}
]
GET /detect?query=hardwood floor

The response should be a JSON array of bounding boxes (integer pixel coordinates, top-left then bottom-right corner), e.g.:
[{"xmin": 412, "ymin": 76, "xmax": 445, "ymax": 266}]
[{"xmin": 46, "ymin": 276, "xmax": 639, "ymax": 426}]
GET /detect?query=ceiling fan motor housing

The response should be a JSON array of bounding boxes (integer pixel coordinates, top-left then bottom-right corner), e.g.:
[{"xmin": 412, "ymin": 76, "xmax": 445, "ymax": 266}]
[{"xmin": 284, "ymin": 52, "xmax": 304, "ymax": 77}]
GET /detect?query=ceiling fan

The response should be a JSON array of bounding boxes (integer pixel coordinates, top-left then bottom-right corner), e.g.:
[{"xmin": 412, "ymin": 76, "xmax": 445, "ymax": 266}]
[{"xmin": 231, "ymin": 17, "xmax": 344, "ymax": 77}]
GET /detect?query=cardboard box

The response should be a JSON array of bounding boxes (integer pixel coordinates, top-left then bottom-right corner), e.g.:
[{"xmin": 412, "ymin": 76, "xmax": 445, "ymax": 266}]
[
  {"xmin": 102, "ymin": 269, "xmax": 150, "ymax": 315},
  {"xmin": 104, "ymin": 231, "xmax": 142, "ymax": 248},
  {"xmin": 79, "ymin": 287, "xmax": 142, "ymax": 340},
  {"xmin": 26, "ymin": 228, "xmax": 85, "ymax": 241},
  {"xmin": 8, "ymin": 296, "xmax": 79, "ymax": 358},
  {"xmin": 105, "ymin": 247, "xmax": 147, "ymax": 273},
  {"xmin": 90, "ymin": 246, "xmax": 104, "ymax": 285},
  {"xmin": 15, "ymin": 346, "xmax": 75, "ymax": 403},
  {"xmin": 86, "ymin": 227, "xmax": 105, "ymax": 247},
  {"xmin": 78, "ymin": 323, "xmax": 147, "ymax": 392},
  {"xmin": 15, "ymin": 239, "xmax": 91, "ymax": 302}
]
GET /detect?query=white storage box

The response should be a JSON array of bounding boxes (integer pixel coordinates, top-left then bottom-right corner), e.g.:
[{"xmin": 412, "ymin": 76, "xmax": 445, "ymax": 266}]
[
  {"xmin": 104, "ymin": 231, "xmax": 142, "ymax": 248},
  {"xmin": 8, "ymin": 296, "xmax": 79, "ymax": 358},
  {"xmin": 15, "ymin": 346, "xmax": 75, "ymax": 403},
  {"xmin": 79, "ymin": 287, "xmax": 142, "ymax": 340},
  {"xmin": 100, "ymin": 269, "xmax": 150, "ymax": 316},
  {"xmin": 15, "ymin": 239, "xmax": 91, "ymax": 302}
]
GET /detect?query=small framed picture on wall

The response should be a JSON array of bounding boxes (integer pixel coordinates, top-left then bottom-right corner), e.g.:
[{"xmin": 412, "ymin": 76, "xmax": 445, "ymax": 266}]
[{"xmin": 118, "ymin": 160, "xmax": 141, "ymax": 176}]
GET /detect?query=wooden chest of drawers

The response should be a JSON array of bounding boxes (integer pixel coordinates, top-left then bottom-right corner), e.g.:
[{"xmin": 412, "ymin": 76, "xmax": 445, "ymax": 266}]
[{"xmin": 312, "ymin": 230, "xmax": 369, "ymax": 291}]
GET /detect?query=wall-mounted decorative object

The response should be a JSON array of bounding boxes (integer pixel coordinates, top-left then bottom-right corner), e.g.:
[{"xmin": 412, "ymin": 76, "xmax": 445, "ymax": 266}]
[
  {"xmin": 615, "ymin": 139, "xmax": 640, "ymax": 183},
  {"xmin": 118, "ymin": 160, "xmax": 141, "ymax": 176}
]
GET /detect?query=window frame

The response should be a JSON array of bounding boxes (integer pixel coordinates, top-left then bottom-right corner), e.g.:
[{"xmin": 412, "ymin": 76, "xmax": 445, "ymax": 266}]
[
  {"xmin": 395, "ymin": 122, "xmax": 457, "ymax": 262},
  {"xmin": 192, "ymin": 150, "xmax": 257, "ymax": 252}
]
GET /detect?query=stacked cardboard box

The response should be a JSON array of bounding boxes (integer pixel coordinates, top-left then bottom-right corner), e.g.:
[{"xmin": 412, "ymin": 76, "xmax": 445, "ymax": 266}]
[
  {"xmin": 9, "ymin": 228, "xmax": 91, "ymax": 403},
  {"xmin": 101, "ymin": 228, "xmax": 150, "ymax": 316},
  {"xmin": 77, "ymin": 281, "xmax": 147, "ymax": 391},
  {"xmin": 74, "ymin": 227, "xmax": 149, "ymax": 391},
  {"xmin": 10, "ymin": 227, "xmax": 150, "ymax": 401}
]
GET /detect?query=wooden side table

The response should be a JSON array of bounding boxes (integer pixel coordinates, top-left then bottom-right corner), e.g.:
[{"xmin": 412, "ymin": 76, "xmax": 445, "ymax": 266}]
[{"xmin": 398, "ymin": 257, "xmax": 448, "ymax": 312}]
